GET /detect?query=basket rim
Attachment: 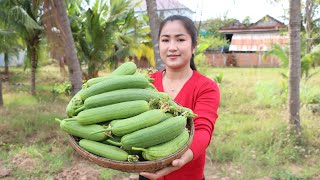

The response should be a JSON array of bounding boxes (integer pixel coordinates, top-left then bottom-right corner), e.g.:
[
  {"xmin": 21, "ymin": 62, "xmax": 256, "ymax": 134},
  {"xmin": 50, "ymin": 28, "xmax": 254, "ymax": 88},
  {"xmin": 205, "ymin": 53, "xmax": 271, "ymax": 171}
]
[{"xmin": 68, "ymin": 118, "xmax": 194, "ymax": 172}]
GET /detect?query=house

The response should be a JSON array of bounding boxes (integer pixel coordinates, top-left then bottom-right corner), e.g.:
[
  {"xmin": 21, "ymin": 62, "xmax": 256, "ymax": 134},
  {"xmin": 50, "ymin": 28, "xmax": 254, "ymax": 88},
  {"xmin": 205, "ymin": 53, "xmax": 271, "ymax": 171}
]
[
  {"xmin": 134, "ymin": 0, "xmax": 195, "ymax": 20},
  {"xmin": 0, "ymin": 51, "xmax": 25, "ymax": 67},
  {"xmin": 206, "ymin": 15, "xmax": 289, "ymax": 67}
]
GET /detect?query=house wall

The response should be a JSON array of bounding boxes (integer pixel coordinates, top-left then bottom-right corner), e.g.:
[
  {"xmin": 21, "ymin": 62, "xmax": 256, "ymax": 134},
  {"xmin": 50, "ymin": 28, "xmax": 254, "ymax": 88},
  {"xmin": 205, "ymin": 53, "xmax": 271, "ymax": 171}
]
[
  {"xmin": 0, "ymin": 51, "xmax": 25, "ymax": 67},
  {"xmin": 205, "ymin": 52, "xmax": 280, "ymax": 67},
  {"xmin": 205, "ymin": 53, "xmax": 226, "ymax": 67}
]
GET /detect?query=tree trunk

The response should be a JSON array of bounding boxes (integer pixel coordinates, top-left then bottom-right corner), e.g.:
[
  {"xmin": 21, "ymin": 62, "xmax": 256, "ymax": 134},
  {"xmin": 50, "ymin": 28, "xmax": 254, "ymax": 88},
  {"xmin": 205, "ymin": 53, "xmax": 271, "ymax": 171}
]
[
  {"xmin": 30, "ymin": 44, "xmax": 37, "ymax": 96},
  {"xmin": 304, "ymin": 0, "xmax": 313, "ymax": 54},
  {"xmin": 4, "ymin": 53, "xmax": 9, "ymax": 77},
  {"xmin": 146, "ymin": 0, "xmax": 164, "ymax": 70},
  {"xmin": 54, "ymin": 0, "xmax": 82, "ymax": 95},
  {"xmin": 288, "ymin": 0, "xmax": 301, "ymax": 137},
  {"xmin": 88, "ymin": 60, "xmax": 99, "ymax": 79},
  {"xmin": 0, "ymin": 79, "xmax": 3, "ymax": 107}
]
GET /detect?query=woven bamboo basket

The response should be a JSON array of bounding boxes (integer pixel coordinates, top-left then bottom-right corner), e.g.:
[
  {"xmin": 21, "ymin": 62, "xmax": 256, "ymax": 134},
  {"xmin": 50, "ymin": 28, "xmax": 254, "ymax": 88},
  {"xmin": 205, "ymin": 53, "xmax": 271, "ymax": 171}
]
[{"xmin": 68, "ymin": 118, "xmax": 194, "ymax": 173}]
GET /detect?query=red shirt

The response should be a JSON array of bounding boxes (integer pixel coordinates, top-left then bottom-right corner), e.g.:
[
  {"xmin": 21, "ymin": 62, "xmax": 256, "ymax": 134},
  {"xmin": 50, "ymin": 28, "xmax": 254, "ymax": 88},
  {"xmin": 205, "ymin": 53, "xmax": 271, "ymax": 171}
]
[{"xmin": 150, "ymin": 70, "xmax": 220, "ymax": 180}]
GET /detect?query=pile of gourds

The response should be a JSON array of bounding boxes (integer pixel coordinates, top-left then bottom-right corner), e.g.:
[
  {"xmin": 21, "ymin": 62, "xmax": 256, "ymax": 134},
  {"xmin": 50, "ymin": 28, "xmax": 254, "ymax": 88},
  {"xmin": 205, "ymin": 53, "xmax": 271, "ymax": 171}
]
[{"xmin": 56, "ymin": 62, "xmax": 196, "ymax": 162}]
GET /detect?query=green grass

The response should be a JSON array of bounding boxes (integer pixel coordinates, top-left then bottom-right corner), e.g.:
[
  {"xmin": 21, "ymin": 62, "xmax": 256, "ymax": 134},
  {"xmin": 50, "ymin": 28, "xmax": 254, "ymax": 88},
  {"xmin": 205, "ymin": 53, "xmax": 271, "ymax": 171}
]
[
  {"xmin": 4, "ymin": 144, "xmax": 73, "ymax": 177},
  {"xmin": 202, "ymin": 67, "xmax": 320, "ymax": 179},
  {"xmin": 1, "ymin": 65, "xmax": 320, "ymax": 179}
]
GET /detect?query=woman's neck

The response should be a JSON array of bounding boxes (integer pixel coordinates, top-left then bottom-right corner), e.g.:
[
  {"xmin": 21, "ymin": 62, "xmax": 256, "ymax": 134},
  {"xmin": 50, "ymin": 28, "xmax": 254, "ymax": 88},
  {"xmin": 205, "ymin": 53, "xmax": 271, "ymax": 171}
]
[
  {"xmin": 162, "ymin": 67, "xmax": 193, "ymax": 99},
  {"xmin": 163, "ymin": 67, "xmax": 193, "ymax": 81}
]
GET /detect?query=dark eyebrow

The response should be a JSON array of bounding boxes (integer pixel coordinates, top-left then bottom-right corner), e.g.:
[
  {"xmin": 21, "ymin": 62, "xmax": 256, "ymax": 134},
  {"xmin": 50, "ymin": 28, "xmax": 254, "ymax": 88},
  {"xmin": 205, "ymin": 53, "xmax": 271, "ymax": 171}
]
[
  {"xmin": 160, "ymin": 34, "xmax": 187, "ymax": 38},
  {"xmin": 175, "ymin": 34, "xmax": 186, "ymax": 37}
]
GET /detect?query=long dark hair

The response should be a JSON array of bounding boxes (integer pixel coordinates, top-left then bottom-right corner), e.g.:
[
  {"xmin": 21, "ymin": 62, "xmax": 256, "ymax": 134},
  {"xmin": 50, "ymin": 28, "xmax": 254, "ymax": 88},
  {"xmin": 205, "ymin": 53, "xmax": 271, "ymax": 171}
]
[{"xmin": 158, "ymin": 15, "xmax": 197, "ymax": 71}]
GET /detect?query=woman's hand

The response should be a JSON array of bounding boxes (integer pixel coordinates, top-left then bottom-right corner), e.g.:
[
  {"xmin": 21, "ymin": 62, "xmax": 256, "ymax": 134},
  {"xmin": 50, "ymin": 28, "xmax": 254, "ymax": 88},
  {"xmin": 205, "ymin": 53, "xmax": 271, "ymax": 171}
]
[{"xmin": 139, "ymin": 149, "xmax": 194, "ymax": 180}]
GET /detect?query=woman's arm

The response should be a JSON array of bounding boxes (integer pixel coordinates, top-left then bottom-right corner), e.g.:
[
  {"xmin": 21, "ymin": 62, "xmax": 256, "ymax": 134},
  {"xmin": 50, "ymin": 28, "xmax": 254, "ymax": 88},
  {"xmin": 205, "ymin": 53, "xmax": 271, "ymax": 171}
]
[{"xmin": 190, "ymin": 81, "xmax": 220, "ymax": 160}]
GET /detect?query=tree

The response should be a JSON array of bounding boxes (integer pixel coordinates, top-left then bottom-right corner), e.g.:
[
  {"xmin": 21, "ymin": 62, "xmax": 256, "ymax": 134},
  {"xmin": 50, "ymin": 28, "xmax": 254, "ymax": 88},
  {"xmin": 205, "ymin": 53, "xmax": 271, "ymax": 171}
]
[
  {"xmin": 242, "ymin": 16, "xmax": 251, "ymax": 26},
  {"xmin": 198, "ymin": 17, "xmax": 238, "ymax": 39},
  {"xmin": 288, "ymin": 0, "xmax": 301, "ymax": 136},
  {"xmin": 50, "ymin": 0, "xmax": 83, "ymax": 95},
  {"xmin": 0, "ymin": 0, "xmax": 43, "ymax": 96},
  {"xmin": 303, "ymin": 0, "xmax": 320, "ymax": 54},
  {"xmin": 0, "ymin": 79, "xmax": 3, "ymax": 107},
  {"xmin": 70, "ymin": 0, "xmax": 142, "ymax": 79},
  {"xmin": 129, "ymin": 14, "xmax": 157, "ymax": 67},
  {"xmin": 0, "ymin": 13, "xmax": 23, "ymax": 78},
  {"xmin": 271, "ymin": 0, "xmax": 320, "ymax": 62},
  {"xmin": 146, "ymin": 0, "xmax": 164, "ymax": 70}
]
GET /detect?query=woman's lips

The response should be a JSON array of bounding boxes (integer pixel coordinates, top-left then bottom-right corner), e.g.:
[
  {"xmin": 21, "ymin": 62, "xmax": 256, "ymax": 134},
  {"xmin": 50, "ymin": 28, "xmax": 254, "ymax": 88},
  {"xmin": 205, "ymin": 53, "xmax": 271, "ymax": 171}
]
[{"xmin": 167, "ymin": 55, "xmax": 180, "ymax": 60}]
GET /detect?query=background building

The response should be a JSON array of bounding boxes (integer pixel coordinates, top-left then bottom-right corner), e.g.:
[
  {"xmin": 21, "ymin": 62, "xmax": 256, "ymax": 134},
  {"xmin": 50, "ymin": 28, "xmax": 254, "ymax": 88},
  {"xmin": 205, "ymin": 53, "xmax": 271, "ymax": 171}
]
[{"xmin": 206, "ymin": 15, "xmax": 288, "ymax": 67}]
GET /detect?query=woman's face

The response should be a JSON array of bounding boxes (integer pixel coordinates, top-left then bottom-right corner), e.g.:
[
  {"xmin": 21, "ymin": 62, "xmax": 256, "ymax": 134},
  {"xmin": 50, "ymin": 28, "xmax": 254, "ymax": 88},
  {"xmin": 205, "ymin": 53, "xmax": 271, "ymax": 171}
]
[{"xmin": 159, "ymin": 20, "xmax": 195, "ymax": 70}]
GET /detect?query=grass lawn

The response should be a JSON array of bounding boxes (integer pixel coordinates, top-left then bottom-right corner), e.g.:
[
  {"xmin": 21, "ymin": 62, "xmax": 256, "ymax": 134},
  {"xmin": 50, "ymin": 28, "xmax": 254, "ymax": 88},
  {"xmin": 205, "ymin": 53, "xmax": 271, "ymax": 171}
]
[{"xmin": 0, "ymin": 64, "xmax": 319, "ymax": 179}]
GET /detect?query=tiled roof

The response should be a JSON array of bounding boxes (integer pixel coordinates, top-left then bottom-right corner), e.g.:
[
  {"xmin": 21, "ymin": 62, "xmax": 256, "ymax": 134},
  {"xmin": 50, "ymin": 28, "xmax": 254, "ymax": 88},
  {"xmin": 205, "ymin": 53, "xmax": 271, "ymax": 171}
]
[{"xmin": 220, "ymin": 15, "xmax": 287, "ymax": 33}]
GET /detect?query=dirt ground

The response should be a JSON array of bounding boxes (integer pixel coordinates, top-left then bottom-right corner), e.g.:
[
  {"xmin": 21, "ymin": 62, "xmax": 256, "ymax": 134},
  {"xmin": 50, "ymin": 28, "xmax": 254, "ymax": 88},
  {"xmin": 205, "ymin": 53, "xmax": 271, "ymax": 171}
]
[
  {"xmin": 0, "ymin": 151, "xmax": 231, "ymax": 180},
  {"xmin": 1, "ymin": 152, "xmax": 319, "ymax": 180}
]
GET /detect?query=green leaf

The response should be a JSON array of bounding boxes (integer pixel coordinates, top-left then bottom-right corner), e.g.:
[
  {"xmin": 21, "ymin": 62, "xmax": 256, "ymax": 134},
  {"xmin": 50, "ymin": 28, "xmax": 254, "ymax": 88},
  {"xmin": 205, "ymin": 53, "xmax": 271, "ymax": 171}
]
[{"xmin": 9, "ymin": 6, "xmax": 41, "ymax": 30}]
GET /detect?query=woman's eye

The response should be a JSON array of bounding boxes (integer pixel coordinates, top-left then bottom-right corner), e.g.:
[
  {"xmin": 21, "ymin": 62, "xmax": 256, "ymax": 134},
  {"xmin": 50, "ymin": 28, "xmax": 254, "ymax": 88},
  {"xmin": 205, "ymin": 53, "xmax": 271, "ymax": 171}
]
[
  {"xmin": 177, "ymin": 39, "xmax": 185, "ymax": 42},
  {"xmin": 161, "ymin": 39, "xmax": 169, "ymax": 42}
]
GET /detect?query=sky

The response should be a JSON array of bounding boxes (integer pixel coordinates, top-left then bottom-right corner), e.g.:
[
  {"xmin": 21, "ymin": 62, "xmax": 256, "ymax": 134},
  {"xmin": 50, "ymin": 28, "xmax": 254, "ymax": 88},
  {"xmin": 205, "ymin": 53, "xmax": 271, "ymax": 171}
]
[{"xmin": 178, "ymin": 0, "xmax": 289, "ymax": 23}]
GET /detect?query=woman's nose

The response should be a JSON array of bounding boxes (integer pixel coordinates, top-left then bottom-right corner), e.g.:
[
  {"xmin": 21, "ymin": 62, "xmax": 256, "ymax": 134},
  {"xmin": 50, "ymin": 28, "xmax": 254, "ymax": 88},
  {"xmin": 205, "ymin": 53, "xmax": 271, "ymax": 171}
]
[{"xmin": 168, "ymin": 41, "xmax": 178, "ymax": 51}]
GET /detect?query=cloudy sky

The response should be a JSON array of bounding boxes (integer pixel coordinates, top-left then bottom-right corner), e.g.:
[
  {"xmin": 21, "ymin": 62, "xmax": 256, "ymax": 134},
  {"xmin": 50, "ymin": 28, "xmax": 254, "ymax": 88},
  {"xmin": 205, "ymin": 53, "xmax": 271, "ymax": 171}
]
[{"xmin": 178, "ymin": 0, "xmax": 289, "ymax": 23}]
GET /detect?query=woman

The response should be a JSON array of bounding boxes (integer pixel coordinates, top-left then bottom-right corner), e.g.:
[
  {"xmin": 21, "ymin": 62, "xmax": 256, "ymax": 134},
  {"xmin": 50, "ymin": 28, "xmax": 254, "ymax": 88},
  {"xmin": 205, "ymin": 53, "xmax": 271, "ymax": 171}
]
[{"xmin": 139, "ymin": 15, "xmax": 220, "ymax": 180}]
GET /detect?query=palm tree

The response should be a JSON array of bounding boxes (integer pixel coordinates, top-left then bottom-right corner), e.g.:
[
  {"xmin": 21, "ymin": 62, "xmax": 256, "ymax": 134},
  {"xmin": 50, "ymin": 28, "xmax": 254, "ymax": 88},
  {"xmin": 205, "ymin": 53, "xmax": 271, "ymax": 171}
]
[
  {"xmin": 0, "ymin": 0, "xmax": 43, "ymax": 96},
  {"xmin": 303, "ymin": 0, "xmax": 320, "ymax": 54},
  {"xmin": 288, "ymin": 0, "xmax": 301, "ymax": 136},
  {"xmin": 71, "ymin": 0, "xmax": 141, "ymax": 79},
  {"xmin": 50, "ymin": 0, "xmax": 83, "ymax": 95},
  {"xmin": 113, "ymin": 8, "xmax": 156, "ymax": 68},
  {"xmin": 0, "ymin": 78, "xmax": 3, "ymax": 107},
  {"xmin": 0, "ymin": 29, "xmax": 22, "ymax": 77},
  {"xmin": 146, "ymin": 0, "xmax": 164, "ymax": 70}
]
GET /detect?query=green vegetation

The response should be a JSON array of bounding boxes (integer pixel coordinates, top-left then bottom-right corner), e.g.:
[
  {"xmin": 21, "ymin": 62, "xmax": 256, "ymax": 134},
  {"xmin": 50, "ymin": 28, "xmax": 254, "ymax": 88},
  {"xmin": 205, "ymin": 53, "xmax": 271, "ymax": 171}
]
[
  {"xmin": 200, "ymin": 66, "xmax": 320, "ymax": 179},
  {"xmin": 0, "ymin": 65, "xmax": 319, "ymax": 179}
]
